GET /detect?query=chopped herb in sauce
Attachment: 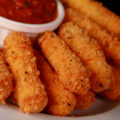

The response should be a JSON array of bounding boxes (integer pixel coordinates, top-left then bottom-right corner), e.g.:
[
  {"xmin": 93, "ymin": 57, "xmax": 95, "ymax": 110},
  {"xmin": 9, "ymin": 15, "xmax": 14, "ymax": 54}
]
[
  {"xmin": 24, "ymin": 1, "xmax": 30, "ymax": 6},
  {"xmin": 99, "ymin": 83, "xmax": 103, "ymax": 88},
  {"xmin": 19, "ymin": 7, "xmax": 24, "ymax": 10}
]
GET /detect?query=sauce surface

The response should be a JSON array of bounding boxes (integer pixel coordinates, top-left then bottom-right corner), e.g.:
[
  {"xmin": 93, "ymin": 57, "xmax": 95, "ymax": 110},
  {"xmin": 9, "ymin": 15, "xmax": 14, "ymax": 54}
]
[{"xmin": 0, "ymin": 0, "xmax": 57, "ymax": 24}]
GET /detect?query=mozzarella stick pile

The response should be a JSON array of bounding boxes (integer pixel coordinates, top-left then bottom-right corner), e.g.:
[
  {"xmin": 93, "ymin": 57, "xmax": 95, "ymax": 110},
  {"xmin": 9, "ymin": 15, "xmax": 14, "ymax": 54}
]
[
  {"xmin": 59, "ymin": 22, "xmax": 112, "ymax": 92},
  {"xmin": 4, "ymin": 32, "xmax": 48, "ymax": 113},
  {"xmin": 38, "ymin": 31, "xmax": 90, "ymax": 95},
  {"xmin": 1, "ymin": 0, "xmax": 120, "ymax": 116},
  {"xmin": 61, "ymin": 0, "xmax": 120, "ymax": 36},
  {"xmin": 0, "ymin": 31, "xmax": 94, "ymax": 116},
  {"xmin": 0, "ymin": 51, "xmax": 13, "ymax": 103}
]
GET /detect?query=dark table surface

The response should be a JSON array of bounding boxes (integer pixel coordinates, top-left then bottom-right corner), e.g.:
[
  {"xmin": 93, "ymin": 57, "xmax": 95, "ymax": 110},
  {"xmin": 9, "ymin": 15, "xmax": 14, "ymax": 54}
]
[{"xmin": 97, "ymin": 0, "xmax": 120, "ymax": 15}]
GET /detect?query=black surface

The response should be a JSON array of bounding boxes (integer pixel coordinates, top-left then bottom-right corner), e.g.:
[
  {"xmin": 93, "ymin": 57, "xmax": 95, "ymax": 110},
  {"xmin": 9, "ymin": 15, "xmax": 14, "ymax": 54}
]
[{"xmin": 97, "ymin": 0, "xmax": 120, "ymax": 15}]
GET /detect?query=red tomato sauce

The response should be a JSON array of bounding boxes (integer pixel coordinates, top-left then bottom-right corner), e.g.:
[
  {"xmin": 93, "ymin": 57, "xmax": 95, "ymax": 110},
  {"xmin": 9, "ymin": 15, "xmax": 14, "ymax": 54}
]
[{"xmin": 0, "ymin": 0, "xmax": 57, "ymax": 24}]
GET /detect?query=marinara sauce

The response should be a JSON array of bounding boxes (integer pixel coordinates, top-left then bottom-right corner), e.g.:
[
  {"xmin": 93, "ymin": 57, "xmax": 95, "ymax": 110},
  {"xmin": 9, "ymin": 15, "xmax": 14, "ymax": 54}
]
[{"xmin": 0, "ymin": 0, "xmax": 57, "ymax": 24}]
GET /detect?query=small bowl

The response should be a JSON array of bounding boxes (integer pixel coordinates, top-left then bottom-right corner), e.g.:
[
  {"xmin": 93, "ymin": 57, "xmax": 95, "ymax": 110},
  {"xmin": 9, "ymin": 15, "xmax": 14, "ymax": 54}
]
[{"xmin": 0, "ymin": 0, "xmax": 64, "ymax": 47}]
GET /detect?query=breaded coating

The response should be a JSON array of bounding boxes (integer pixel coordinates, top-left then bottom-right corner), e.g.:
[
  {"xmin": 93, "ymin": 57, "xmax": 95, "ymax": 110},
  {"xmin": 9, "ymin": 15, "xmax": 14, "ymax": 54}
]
[
  {"xmin": 61, "ymin": 0, "xmax": 120, "ymax": 36},
  {"xmin": 34, "ymin": 50, "xmax": 76, "ymax": 116},
  {"xmin": 102, "ymin": 67, "xmax": 120, "ymax": 101},
  {"xmin": 0, "ymin": 51, "xmax": 13, "ymax": 103},
  {"xmin": 59, "ymin": 22, "xmax": 112, "ymax": 92},
  {"xmin": 76, "ymin": 90, "xmax": 95, "ymax": 110},
  {"xmin": 65, "ymin": 8, "xmax": 120, "ymax": 66},
  {"xmin": 4, "ymin": 32, "xmax": 48, "ymax": 113},
  {"xmin": 38, "ymin": 31, "xmax": 90, "ymax": 94}
]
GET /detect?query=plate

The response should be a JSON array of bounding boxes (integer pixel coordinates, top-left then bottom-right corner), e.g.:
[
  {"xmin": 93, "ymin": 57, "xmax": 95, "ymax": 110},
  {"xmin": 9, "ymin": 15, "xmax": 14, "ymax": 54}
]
[{"xmin": 0, "ymin": 98, "xmax": 120, "ymax": 120}]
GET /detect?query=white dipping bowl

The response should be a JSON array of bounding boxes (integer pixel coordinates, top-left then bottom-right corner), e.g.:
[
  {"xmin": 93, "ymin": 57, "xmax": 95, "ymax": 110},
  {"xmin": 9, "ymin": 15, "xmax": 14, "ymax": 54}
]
[{"xmin": 0, "ymin": 0, "xmax": 64, "ymax": 48}]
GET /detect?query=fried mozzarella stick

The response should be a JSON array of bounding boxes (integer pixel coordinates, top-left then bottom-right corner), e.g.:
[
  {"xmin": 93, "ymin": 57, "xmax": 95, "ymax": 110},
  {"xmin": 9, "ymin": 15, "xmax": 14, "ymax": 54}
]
[
  {"xmin": 102, "ymin": 67, "xmax": 120, "ymax": 101},
  {"xmin": 65, "ymin": 8, "xmax": 120, "ymax": 66},
  {"xmin": 0, "ymin": 51, "xmax": 13, "ymax": 103},
  {"xmin": 59, "ymin": 22, "xmax": 112, "ymax": 92},
  {"xmin": 4, "ymin": 32, "xmax": 48, "ymax": 113},
  {"xmin": 76, "ymin": 90, "xmax": 95, "ymax": 110},
  {"xmin": 34, "ymin": 50, "xmax": 76, "ymax": 116},
  {"xmin": 61, "ymin": 0, "xmax": 120, "ymax": 36},
  {"xmin": 38, "ymin": 31, "xmax": 90, "ymax": 94}
]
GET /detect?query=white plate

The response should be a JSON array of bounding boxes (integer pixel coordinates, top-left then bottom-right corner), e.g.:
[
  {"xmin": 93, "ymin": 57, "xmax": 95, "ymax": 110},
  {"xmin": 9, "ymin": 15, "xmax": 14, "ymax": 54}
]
[{"xmin": 0, "ymin": 98, "xmax": 120, "ymax": 120}]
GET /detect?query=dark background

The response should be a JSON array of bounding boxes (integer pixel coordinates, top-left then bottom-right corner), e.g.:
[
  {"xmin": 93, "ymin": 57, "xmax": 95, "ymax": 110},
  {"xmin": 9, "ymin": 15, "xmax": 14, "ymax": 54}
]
[{"xmin": 97, "ymin": 0, "xmax": 120, "ymax": 15}]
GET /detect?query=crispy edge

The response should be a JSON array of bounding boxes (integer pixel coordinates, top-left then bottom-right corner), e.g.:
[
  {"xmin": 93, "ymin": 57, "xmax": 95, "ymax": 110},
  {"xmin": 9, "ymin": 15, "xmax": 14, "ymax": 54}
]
[
  {"xmin": 101, "ymin": 67, "xmax": 120, "ymax": 101},
  {"xmin": 0, "ymin": 50, "xmax": 13, "ymax": 104},
  {"xmin": 76, "ymin": 90, "xmax": 95, "ymax": 109}
]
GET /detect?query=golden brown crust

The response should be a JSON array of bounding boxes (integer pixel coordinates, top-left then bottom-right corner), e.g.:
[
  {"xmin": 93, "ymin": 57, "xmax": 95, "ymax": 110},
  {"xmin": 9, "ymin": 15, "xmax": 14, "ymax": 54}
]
[
  {"xmin": 4, "ymin": 32, "xmax": 48, "ymax": 113},
  {"xmin": 76, "ymin": 90, "xmax": 95, "ymax": 109},
  {"xmin": 65, "ymin": 8, "xmax": 120, "ymax": 66},
  {"xmin": 34, "ymin": 50, "xmax": 76, "ymax": 116},
  {"xmin": 38, "ymin": 31, "xmax": 90, "ymax": 94},
  {"xmin": 61, "ymin": 0, "xmax": 120, "ymax": 36},
  {"xmin": 102, "ymin": 67, "xmax": 120, "ymax": 101},
  {"xmin": 0, "ymin": 50, "xmax": 13, "ymax": 103},
  {"xmin": 59, "ymin": 22, "xmax": 112, "ymax": 92}
]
